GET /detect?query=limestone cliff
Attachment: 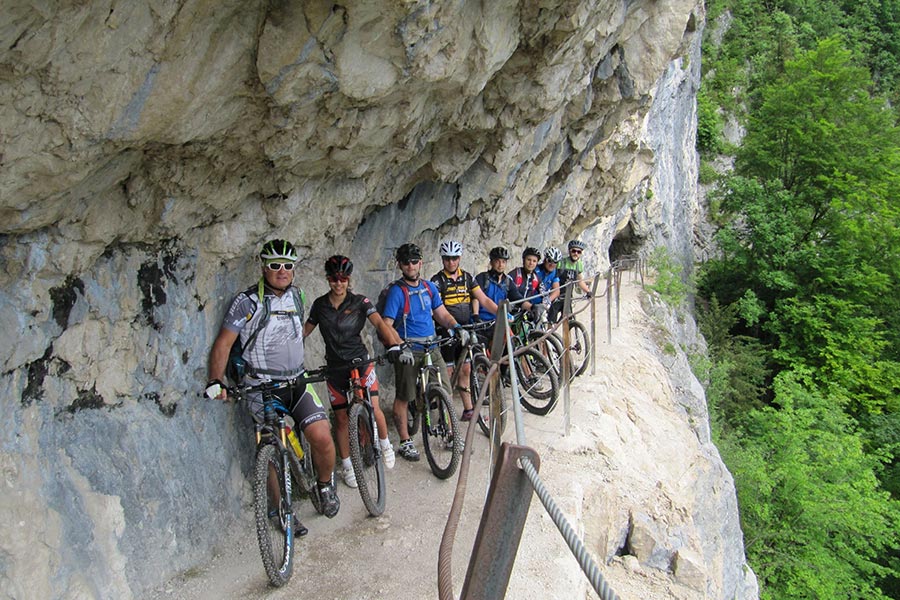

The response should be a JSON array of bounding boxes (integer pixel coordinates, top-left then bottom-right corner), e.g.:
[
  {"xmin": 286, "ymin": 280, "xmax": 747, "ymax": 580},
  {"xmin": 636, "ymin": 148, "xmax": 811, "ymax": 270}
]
[{"xmin": 0, "ymin": 1, "xmax": 753, "ymax": 598}]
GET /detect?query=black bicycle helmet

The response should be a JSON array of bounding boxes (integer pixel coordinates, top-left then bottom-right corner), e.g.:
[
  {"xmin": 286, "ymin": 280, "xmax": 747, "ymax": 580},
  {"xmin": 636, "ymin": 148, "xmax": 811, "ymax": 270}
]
[
  {"xmin": 567, "ymin": 239, "xmax": 586, "ymax": 251},
  {"xmin": 324, "ymin": 255, "xmax": 353, "ymax": 276},
  {"xmin": 396, "ymin": 243, "xmax": 423, "ymax": 262},
  {"xmin": 489, "ymin": 246, "xmax": 510, "ymax": 261},
  {"xmin": 260, "ymin": 239, "xmax": 298, "ymax": 262},
  {"xmin": 522, "ymin": 246, "xmax": 541, "ymax": 260}
]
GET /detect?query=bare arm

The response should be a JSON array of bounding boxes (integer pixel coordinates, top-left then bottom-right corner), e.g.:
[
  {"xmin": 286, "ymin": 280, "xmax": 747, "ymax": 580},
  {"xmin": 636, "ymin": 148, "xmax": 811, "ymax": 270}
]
[
  {"xmin": 207, "ymin": 327, "xmax": 239, "ymax": 398},
  {"xmin": 472, "ymin": 287, "xmax": 498, "ymax": 315},
  {"xmin": 368, "ymin": 312, "xmax": 403, "ymax": 347},
  {"xmin": 432, "ymin": 305, "xmax": 458, "ymax": 330},
  {"xmin": 577, "ymin": 273, "xmax": 591, "ymax": 294},
  {"xmin": 302, "ymin": 321, "xmax": 316, "ymax": 339},
  {"xmin": 548, "ymin": 281, "xmax": 561, "ymax": 303}
]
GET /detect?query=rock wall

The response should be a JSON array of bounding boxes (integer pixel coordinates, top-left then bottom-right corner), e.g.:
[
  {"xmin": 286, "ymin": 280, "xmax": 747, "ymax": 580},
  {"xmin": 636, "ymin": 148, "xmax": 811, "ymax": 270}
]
[{"xmin": 0, "ymin": 1, "xmax": 754, "ymax": 598}]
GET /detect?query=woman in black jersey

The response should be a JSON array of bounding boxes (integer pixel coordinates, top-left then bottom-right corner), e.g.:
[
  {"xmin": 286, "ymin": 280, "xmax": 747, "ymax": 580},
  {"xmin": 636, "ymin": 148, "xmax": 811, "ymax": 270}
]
[{"xmin": 303, "ymin": 255, "xmax": 407, "ymax": 489}]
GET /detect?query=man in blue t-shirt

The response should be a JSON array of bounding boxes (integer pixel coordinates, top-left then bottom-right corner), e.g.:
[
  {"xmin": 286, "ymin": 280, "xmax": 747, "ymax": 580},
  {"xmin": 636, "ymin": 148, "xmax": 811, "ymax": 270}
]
[
  {"xmin": 475, "ymin": 246, "xmax": 527, "ymax": 323},
  {"xmin": 381, "ymin": 242, "xmax": 469, "ymax": 461}
]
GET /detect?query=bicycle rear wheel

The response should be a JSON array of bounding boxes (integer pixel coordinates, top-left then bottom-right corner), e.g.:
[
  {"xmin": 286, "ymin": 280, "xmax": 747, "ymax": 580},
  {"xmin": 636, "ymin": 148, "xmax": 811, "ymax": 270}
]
[
  {"xmin": 566, "ymin": 318, "xmax": 591, "ymax": 377},
  {"xmin": 421, "ymin": 385, "xmax": 461, "ymax": 479},
  {"xmin": 472, "ymin": 354, "xmax": 506, "ymax": 438},
  {"xmin": 516, "ymin": 347, "xmax": 559, "ymax": 415},
  {"xmin": 254, "ymin": 443, "xmax": 295, "ymax": 587},
  {"xmin": 348, "ymin": 402, "xmax": 386, "ymax": 517}
]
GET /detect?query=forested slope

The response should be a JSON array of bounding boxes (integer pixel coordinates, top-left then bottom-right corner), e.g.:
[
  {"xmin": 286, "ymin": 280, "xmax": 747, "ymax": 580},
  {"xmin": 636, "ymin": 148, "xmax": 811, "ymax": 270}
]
[{"xmin": 697, "ymin": 1, "xmax": 900, "ymax": 598}]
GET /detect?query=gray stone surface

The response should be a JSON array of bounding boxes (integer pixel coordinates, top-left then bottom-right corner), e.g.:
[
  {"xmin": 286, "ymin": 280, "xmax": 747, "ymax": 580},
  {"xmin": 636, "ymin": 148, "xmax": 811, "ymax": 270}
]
[{"xmin": 0, "ymin": 1, "xmax": 756, "ymax": 597}]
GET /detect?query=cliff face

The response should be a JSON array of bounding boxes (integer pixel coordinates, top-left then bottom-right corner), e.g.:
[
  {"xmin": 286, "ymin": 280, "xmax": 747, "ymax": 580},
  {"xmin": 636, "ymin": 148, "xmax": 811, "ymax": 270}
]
[{"xmin": 0, "ymin": 1, "xmax": 752, "ymax": 598}]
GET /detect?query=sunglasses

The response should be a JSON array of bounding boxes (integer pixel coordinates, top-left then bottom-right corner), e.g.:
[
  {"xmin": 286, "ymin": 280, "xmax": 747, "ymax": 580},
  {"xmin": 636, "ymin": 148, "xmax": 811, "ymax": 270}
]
[
  {"xmin": 400, "ymin": 259, "xmax": 421, "ymax": 266},
  {"xmin": 546, "ymin": 260, "xmax": 558, "ymax": 265},
  {"xmin": 569, "ymin": 249, "xmax": 582, "ymax": 255},
  {"xmin": 441, "ymin": 256, "xmax": 460, "ymax": 261},
  {"xmin": 327, "ymin": 274, "xmax": 350, "ymax": 282},
  {"xmin": 266, "ymin": 262, "xmax": 295, "ymax": 271}
]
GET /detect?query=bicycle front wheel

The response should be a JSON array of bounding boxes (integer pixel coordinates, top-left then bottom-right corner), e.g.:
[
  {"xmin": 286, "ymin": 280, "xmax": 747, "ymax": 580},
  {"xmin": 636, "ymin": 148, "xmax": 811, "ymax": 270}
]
[
  {"xmin": 421, "ymin": 385, "xmax": 461, "ymax": 479},
  {"xmin": 348, "ymin": 402, "xmax": 386, "ymax": 517},
  {"xmin": 472, "ymin": 354, "xmax": 506, "ymax": 438},
  {"xmin": 254, "ymin": 443, "xmax": 295, "ymax": 587},
  {"xmin": 515, "ymin": 347, "xmax": 559, "ymax": 415}
]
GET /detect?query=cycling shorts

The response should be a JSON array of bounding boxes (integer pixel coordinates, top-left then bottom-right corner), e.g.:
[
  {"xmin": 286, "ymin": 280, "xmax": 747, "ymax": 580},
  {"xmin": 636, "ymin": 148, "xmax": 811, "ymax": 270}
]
[
  {"xmin": 249, "ymin": 381, "xmax": 328, "ymax": 430},
  {"xmin": 393, "ymin": 347, "xmax": 450, "ymax": 402},
  {"xmin": 325, "ymin": 362, "xmax": 378, "ymax": 410}
]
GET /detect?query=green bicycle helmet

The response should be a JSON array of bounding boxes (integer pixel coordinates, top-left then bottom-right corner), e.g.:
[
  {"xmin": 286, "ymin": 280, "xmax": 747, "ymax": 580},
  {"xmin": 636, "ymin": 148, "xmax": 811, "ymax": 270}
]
[{"xmin": 260, "ymin": 239, "xmax": 298, "ymax": 263}]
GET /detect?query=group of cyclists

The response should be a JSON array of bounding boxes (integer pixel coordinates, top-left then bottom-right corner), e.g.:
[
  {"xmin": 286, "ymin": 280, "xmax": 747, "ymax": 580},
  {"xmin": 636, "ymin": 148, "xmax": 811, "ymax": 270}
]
[{"xmin": 205, "ymin": 237, "xmax": 592, "ymax": 520}]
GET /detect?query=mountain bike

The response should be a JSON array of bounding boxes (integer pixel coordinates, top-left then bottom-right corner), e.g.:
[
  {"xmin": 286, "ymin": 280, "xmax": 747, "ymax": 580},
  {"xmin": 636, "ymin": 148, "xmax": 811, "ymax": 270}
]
[
  {"xmin": 490, "ymin": 311, "xmax": 560, "ymax": 416},
  {"xmin": 554, "ymin": 296, "xmax": 592, "ymax": 377},
  {"xmin": 454, "ymin": 321, "xmax": 508, "ymax": 438},
  {"xmin": 230, "ymin": 370, "xmax": 326, "ymax": 587},
  {"xmin": 344, "ymin": 356, "xmax": 387, "ymax": 517},
  {"xmin": 510, "ymin": 310, "xmax": 567, "ymax": 382},
  {"xmin": 404, "ymin": 338, "xmax": 462, "ymax": 479}
]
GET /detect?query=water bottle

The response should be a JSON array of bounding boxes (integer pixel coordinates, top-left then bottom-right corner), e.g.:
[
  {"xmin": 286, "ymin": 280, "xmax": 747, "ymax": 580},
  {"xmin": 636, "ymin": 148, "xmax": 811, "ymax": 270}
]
[{"xmin": 285, "ymin": 426, "xmax": 304, "ymax": 458}]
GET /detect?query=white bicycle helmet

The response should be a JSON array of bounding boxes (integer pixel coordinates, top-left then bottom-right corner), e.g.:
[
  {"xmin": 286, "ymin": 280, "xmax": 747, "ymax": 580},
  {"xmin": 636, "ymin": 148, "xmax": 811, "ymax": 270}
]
[
  {"xmin": 439, "ymin": 240, "xmax": 463, "ymax": 257},
  {"xmin": 544, "ymin": 247, "xmax": 563, "ymax": 263}
]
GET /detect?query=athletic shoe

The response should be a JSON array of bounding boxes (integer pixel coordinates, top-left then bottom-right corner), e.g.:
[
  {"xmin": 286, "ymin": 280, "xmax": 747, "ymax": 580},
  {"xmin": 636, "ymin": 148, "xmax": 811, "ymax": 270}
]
[
  {"xmin": 381, "ymin": 442, "xmax": 396, "ymax": 469},
  {"xmin": 341, "ymin": 465, "xmax": 358, "ymax": 489},
  {"xmin": 317, "ymin": 483, "xmax": 340, "ymax": 518},
  {"xmin": 398, "ymin": 439, "xmax": 420, "ymax": 462},
  {"xmin": 461, "ymin": 408, "xmax": 474, "ymax": 421}
]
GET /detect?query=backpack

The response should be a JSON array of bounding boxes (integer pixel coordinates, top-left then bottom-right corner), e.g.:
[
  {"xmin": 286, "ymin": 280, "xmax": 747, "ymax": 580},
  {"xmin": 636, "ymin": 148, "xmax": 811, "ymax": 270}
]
[
  {"xmin": 513, "ymin": 267, "xmax": 540, "ymax": 293},
  {"xmin": 226, "ymin": 279, "xmax": 305, "ymax": 383},
  {"xmin": 375, "ymin": 278, "xmax": 434, "ymax": 327}
]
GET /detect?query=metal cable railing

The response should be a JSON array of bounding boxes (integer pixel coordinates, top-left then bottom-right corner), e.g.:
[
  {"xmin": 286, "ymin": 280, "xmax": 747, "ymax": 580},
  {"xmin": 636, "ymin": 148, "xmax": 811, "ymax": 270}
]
[
  {"xmin": 437, "ymin": 257, "xmax": 645, "ymax": 600},
  {"xmin": 519, "ymin": 455, "xmax": 621, "ymax": 600}
]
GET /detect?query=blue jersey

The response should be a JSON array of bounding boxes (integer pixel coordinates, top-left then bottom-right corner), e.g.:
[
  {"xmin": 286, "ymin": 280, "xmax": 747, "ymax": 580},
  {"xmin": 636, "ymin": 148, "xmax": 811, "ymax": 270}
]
[
  {"xmin": 535, "ymin": 265, "xmax": 560, "ymax": 302},
  {"xmin": 382, "ymin": 279, "xmax": 443, "ymax": 339},
  {"xmin": 475, "ymin": 270, "xmax": 523, "ymax": 321}
]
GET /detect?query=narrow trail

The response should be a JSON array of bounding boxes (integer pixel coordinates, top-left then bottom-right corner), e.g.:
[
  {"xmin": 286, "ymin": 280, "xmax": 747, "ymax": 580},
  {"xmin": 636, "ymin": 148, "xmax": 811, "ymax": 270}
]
[{"xmin": 150, "ymin": 280, "xmax": 703, "ymax": 600}]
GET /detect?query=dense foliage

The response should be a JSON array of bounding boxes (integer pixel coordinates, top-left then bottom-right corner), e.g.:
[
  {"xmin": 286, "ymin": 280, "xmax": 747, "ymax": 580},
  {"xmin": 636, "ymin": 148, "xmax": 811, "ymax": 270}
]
[{"xmin": 698, "ymin": 2, "xmax": 900, "ymax": 598}]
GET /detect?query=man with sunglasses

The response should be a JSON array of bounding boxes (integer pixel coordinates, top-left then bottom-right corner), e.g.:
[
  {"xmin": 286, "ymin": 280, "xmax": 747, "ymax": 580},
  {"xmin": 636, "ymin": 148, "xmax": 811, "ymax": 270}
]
[
  {"xmin": 534, "ymin": 246, "xmax": 562, "ymax": 320},
  {"xmin": 381, "ymin": 242, "xmax": 469, "ymax": 461},
  {"xmin": 549, "ymin": 239, "xmax": 593, "ymax": 323},
  {"xmin": 206, "ymin": 239, "xmax": 341, "ymax": 519}
]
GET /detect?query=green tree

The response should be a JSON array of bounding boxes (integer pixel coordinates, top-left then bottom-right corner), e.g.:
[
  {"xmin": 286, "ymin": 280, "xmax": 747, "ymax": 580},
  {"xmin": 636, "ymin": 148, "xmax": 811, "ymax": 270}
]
[{"xmin": 724, "ymin": 370, "xmax": 900, "ymax": 599}]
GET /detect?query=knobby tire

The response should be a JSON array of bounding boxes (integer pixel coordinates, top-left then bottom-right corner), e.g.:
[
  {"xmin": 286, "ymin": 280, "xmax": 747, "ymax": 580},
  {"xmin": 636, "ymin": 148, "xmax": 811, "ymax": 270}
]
[
  {"xmin": 527, "ymin": 330, "xmax": 566, "ymax": 381},
  {"xmin": 516, "ymin": 347, "xmax": 559, "ymax": 415},
  {"xmin": 348, "ymin": 402, "xmax": 386, "ymax": 516},
  {"xmin": 253, "ymin": 443, "xmax": 295, "ymax": 587},
  {"xmin": 472, "ymin": 354, "xmax": 507, "ymax": 438},
  {"xmin": 421, "ymin": 385, "xmax": 461, "ymax": 479},
  {"xmin": 567, "ymin": 318, "xmax": 591, "ymax": 377}
]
